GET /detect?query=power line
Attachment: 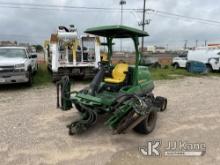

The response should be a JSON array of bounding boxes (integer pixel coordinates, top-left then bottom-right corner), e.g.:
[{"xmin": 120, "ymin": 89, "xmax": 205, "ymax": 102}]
[
  {"xmin": 0, "ymin": 5, "xmax": 127, "ymax": 13},
  {"xmin": 1, "ymin": 1, "xmax": 220, "ymax": 30},
  {"xmin": 0, "ymin": 2, "xmax": 140, "ymax": 11},
  {"xmin": 154, "ymin": 10, "xmax": 220, "ymax": 24},
  {"xmin": 0, "ymin": 33, "xmax": 47, "ymax": 39},
  {"xmin": 1, "ymin": 2, "xmax": 220, "ymax": 26},
  {"xmin": 147, "ymin": 9, "xmax": 220, "ymax": 25},
  {"xmin": 152, "ymin": 12, "xmax": 220, "ymax": 27}
]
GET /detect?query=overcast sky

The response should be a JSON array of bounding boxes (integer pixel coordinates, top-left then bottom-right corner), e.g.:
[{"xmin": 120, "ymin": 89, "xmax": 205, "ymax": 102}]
[{"xmin": 0, "ymin": 0, "xmax": 220, "ymax": 49}]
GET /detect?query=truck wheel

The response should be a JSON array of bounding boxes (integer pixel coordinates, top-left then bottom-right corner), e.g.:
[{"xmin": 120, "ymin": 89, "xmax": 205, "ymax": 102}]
[
  {"xmin": 27, "ymin": 70, "xmax": 33, "ymax": 86},
  {"xmin": 173, "ymin": 63, "xmax": 179, "ymax": 69},
  {"xmin": 154, "ymin": 62, "xmax": 161, "ymax": 69},
  {"xmin": 133, "ymin": 111, "xmax": 157, "ymax": 134},
  {"xmin": 33, "ymin": 64, "xmax": 38, "ymax": 75},
  {"xmin": 205, "ymin": 65, "xmax": 213, "ymax": 73},
  {"xmin": 186, "ymin": 63, "xmax": 191, "ymax": 72}
]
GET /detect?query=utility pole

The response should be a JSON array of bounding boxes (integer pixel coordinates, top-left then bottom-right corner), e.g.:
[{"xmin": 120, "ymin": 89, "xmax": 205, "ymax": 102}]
[
  {"xmin": 119, "ymin": 0, "xmax": 126, "ymax": 51},
  {"xmin": 184, "ymin": 40, "xmax": 188, "ymax": 50},
  {"xmin": 205, "ymin": 40, "xmax": 207, "ymax": 47},
  {"xmin": 196, "ymin": 40, "xmax": 198, "ymax": 48},
  {"xmin": 166, "ymin": 44, "xmax": 169, "ymax": 51},
  {"xmin": 120, "ymin": 0, "xmax": 126, "ymax": 25},
  {"xmin": 138, "ymin": 0, "xmax": 151, "ymax": 52},
  {"xmin": 141, "ymin": 0, "xmax": 146, "ymax": 52}
]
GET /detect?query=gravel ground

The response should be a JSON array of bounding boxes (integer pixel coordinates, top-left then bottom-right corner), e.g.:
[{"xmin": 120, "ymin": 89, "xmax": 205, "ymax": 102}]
[{"xmin": 0, "ymin": 77, "xmax": 220, "ymax": 165}]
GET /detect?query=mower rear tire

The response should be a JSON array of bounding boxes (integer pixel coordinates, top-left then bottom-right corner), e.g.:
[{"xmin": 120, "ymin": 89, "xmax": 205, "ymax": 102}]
[
  {"xmin": 133, "ymin": 111, "xmax": 157, "ymax": 134},
  {"xmin": 154, "ymin": 96, "xmax": 167, "ymax": 112}
]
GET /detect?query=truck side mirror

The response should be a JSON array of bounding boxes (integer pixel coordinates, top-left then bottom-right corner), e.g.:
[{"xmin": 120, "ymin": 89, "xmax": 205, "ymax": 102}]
[{"xmin": 29, "ymin": 53, "xmax": 37, "ymax": 59}]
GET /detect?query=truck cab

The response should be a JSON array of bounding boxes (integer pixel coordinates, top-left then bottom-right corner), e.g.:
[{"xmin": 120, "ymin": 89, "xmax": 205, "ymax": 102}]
[
  {"xmin": 172, "ymin": 54, "xmax": 188, "ymax": 69},
  {"xmin": 209, "ymin": 56, "xmax": 220, "ymax": 71},
  {"xmin": 0, "ymin": 46, "xmax": 38, "ymax": 86}
]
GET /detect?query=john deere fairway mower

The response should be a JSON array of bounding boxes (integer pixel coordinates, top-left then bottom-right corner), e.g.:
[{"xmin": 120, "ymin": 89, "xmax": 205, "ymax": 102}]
[{"xmin": 57, "ymin": 25, "xmax": 167, "ymax": 135}]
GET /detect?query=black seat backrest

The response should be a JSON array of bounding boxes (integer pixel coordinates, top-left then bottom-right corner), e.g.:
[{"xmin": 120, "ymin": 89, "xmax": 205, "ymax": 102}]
[{"xmin": 125, "ymin": 67, "xmax": 133, "ymax": 86}]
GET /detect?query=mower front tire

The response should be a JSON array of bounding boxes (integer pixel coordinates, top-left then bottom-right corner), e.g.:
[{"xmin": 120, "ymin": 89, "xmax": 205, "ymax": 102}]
[
  {"xmin": 74, "ymin": 103, "xmax": 85, "ymax": 113},
  {"xmin": 133, "ymin": 111, "xmax": 157, "ymax": 134}
]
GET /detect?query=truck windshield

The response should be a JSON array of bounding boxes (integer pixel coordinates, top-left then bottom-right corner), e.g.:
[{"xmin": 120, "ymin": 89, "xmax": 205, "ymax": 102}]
[{"xmin": 0, "ymin": 49, "xmax": 27, "ymax": 58}]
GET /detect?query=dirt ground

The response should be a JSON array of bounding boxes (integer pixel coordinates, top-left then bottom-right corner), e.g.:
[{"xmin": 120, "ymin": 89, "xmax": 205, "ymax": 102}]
[{"xmin": 0, "ymin": 77, "xmax": 220, "ymax": 165}]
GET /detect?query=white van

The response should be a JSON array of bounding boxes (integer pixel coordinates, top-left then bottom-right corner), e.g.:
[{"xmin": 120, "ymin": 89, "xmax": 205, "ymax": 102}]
[
  {"xmin": 172, "ymin": 48, "xmax": 220, "ymax": 71},
  {"xmin": 188, "ymin": 49, "xmax": 220, "ymax": 63}
]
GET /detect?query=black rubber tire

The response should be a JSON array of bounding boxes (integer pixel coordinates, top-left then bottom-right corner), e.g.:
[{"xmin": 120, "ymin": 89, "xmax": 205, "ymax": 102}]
[
  {"xmin": 173, "ymin": 63, "xmax": 179, "ymax": 69},
  {"xmin": 52, "ymin": 74, "xmax": 61, "ymax": 83},
  {"xmin": 161, "ymin": 98, "xmax": 167, "ymax": 112},
  {"xmin": 74, "ymin": 103, "xmax": 85, "ymax": 113},
  {"xmin": 155, "ymin": 62, "xmax": 161, "ymax": 69},
  {"xmin": 154, "ymin": 96, "xmax": 167, "ymax": 112},
  {"xmin": 205, "ymin": 65, "xmax": 213, "ymax": 73},
  {"xmin": 33, "ymin": 64, "xmax": 38, "ymax": 75},
  {"xmin": 133, "ymin": 111, "xmax": 157, "ymax": 134},
  {"xmin": 27, "ymin": 69, "xmax": 33, "ymax": 87},
  {"xmin": 186, "ymin": 63, "xmax": 191, "ymax": 72}
]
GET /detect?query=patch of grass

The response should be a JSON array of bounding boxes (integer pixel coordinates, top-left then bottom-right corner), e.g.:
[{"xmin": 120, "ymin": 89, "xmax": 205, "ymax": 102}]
[
  {"xmin": 32, "ymin": 64, "xmax": 220, "ymax": 86},
  {"xmin": 33, "ymin": 63, "xmax": 52, "ymax": 86},
  {"xmin": 209, "ymin": 72, "xmax": 220, "ymax": 77},
  {"xmin": 150, "ymin": 67, "xmax": 205, "ymax": 80}
]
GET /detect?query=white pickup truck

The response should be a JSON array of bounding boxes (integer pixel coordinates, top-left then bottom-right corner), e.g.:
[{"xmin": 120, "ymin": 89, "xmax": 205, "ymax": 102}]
[
  {"xmin": 172, "ymin": 55, "xmax": 188, "ymax": 69},
  {"xmin": 0, "ymin": 47, "xmax": 38, "ymax": 86}
]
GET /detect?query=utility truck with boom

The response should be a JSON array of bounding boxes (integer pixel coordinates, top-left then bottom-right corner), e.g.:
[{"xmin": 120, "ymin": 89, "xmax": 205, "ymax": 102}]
[{"xmin": 47, "ymin": 25, "xmax": 101, "ymax": 81}]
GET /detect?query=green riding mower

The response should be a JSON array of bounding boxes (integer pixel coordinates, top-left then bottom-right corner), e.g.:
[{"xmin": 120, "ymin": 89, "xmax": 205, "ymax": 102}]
[{"xmin": 56, "ymin": 25, "xmax": 167, "ymax": 135}]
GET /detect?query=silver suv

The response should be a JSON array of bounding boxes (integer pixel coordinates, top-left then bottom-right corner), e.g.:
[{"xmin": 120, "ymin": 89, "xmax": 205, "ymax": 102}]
[{"xmin": 0, "ymin": 47, "xmax": 38, "ymax": 86}]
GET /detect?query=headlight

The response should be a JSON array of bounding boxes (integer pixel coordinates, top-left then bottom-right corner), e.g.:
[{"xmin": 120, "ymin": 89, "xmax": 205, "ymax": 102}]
[{"xmin": 15, "ymin": 64, "xmax": 25, "ymax": 68}]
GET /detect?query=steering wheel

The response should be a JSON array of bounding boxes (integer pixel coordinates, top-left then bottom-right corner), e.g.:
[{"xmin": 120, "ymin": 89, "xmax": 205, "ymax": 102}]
[
  {"xmin": 118, "ymin": 60, "xmax": 126, "ymax": 64},
  {"xmin": 98, "ymin": 61, "xmax": 111, "ymax": 72}
]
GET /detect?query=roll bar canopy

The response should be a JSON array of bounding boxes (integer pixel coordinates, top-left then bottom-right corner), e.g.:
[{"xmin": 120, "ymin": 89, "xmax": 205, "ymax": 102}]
[{"xmin": 85, "ymin": 25, "xmax": 149, "ymax": 38}]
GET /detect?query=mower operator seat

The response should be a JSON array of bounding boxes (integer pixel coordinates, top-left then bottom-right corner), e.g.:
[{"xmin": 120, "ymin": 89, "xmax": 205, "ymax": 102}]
[{"xmin": 104, "ymin": 63, "xmax": 128, "ymax": 84}]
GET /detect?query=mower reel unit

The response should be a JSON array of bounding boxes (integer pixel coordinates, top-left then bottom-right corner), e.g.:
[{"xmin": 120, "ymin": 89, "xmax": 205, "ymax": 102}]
[{"xmin": 56, "ymin": 25, "xmax": 167, "ymax": 135}]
